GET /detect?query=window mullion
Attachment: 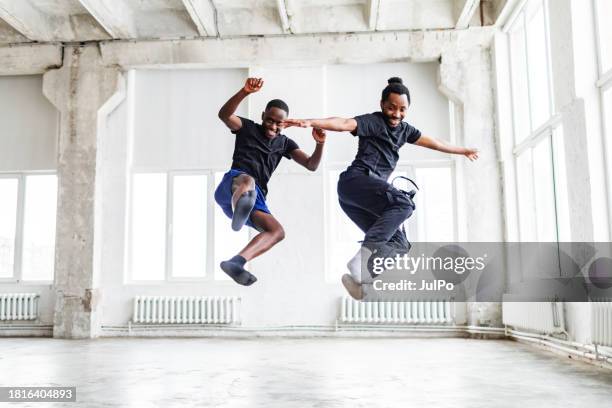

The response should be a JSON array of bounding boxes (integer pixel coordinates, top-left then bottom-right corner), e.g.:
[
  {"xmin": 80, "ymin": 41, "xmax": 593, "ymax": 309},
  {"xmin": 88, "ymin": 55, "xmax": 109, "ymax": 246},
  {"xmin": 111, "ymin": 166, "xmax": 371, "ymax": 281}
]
[
  {"xmin": 165, "ymin": 172, "xmax": 173, "ymax": 281},
  {"xmin": 529, "ymin": 148, "xmax": 538, "ymax": 241},
  {"xmin": 522, "ymin": 10, "xmax": 534, "ymax": 133},
  {"xmin": 126, "ymin": 172, "xmax": 134, "ymax": 283},
  {"xmin": 593, "ymin": 0, "xmax": 605, "ymax": 78},
  {"xmin": 207, "ymin": 171, "xmax": 215, "ymax": 281},
  {"xmin": 451, "ymin": 161, "xmax": 459, "ymax": 242},
  {"xmin": 548, "ymin": 132, "xmax": 562, "ymax": 243},
  {"xmin": 542, "ymin": 0, "xmax": 554, "ymax": 116},
  {"xmin": 14, "ymin": 174, "xmax": 25, "ymax": 281},
  {"xmin": 506, "ymin": 30, "xmax": 519, "ymax": 148}
]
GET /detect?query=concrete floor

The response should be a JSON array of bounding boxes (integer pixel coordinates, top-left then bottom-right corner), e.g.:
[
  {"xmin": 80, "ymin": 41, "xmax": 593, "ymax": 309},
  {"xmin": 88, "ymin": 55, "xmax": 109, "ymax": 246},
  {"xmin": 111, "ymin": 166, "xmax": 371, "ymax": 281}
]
[{"xmin": 0, "ymin": 338, "xmax": 611, "ymax": 407}]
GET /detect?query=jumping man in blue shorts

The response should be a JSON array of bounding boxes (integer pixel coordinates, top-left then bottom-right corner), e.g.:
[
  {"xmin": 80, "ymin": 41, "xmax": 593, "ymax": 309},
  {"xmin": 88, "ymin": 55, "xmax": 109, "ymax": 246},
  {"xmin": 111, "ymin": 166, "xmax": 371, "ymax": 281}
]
[{"xmin": 215, "ymin": 77, "xmax": 326, "ymax": 286}]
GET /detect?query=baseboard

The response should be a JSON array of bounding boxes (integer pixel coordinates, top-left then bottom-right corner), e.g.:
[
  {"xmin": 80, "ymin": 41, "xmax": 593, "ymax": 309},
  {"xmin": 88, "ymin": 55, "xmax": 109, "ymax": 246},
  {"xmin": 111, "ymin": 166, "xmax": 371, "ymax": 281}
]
[
  {"xmin": 98, "ymin": 324, "xmax": 506, "ymax": 338},
  {"xmin": 0, "ymin": 322, "xmax": 507, "ymax": 339},
  {"xmin": 0, "ymin": 323, "xmax": 53, "ymax": 337}
]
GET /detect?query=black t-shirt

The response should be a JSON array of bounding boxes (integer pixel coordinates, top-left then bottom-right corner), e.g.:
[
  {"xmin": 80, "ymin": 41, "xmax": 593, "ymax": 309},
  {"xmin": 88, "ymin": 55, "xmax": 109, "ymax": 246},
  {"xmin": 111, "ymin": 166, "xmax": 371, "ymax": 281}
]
[
  {"xmin": 230, "ymin": 117, "xmax": 299, "ymax": 197},
  {"xmin": 348, "ymin": 112, "xmax": 421, "ymax": 180}
]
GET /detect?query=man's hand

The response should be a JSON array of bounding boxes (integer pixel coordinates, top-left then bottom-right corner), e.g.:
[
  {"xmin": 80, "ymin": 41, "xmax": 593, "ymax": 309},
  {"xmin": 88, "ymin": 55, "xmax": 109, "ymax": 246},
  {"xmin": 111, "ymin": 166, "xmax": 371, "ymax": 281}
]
[
  {"xmin": 243, "ymin": 78, "xmax": 264, "ymax": 94},
  {"xmin": 463, "ymin": 148, "xmax": 479, "ymax": 161},
  {"xmin": 282, "ymin": 119, "xmax": 311, "ymax": 128},
  {"xmin": 312, "ymin": 128, "xmax": 326, "ymax": 144}
]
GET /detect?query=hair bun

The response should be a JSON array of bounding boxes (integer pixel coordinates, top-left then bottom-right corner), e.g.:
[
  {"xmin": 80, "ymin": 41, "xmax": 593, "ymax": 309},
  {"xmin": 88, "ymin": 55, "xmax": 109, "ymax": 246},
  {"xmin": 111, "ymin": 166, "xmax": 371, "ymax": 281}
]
[{"xmin": 388, "ymin": 77, "xmax": 403, "ymax": 85}]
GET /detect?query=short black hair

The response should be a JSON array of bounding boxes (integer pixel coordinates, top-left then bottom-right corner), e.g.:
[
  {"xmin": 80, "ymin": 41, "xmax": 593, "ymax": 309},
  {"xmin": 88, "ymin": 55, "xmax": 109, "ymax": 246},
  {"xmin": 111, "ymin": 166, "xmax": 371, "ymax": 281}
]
[
  {"xmin": 382, "ymin": 77, "xmax": 411, "ymax": 104},
  {"xmin": 265, "ymin": 99, "xmax": 289, "ymax": 115}
]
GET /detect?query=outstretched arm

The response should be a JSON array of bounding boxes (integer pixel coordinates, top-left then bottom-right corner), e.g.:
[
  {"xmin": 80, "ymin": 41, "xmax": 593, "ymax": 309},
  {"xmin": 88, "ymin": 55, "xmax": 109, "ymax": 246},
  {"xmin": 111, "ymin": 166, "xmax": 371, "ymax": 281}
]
[
  {"xmin": 290, "ymin": 128, "xmax": 327, "ymax": 171},
  {"xmin": 218, "ymin": 78, "xmax": 264, "ymax": 132},
  {"xmin": 283, "ymin": 117, "xmax": 357, "ymax": 133},
  {"xmin": 415, "ymin": 135, "xmax": 479, "ymax": 161}
]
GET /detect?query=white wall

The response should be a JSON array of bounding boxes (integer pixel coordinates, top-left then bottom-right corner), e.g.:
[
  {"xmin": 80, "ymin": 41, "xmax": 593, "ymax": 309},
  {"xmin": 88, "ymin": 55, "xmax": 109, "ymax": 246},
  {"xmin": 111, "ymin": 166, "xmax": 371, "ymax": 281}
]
[
  {"xmin": 132, "ymin": 69, "xmax": 248, "ymax": 170},
  {"xmin": 324, "ymin": 62, "xmax": 450, "ymax": 164},
  {"xmin": 0, "ymin": 75, "xmax": 57, "ymax": 172},
  {"xmin": 99, "ymin": 62, "xmax": 453, "ymax": 328}
]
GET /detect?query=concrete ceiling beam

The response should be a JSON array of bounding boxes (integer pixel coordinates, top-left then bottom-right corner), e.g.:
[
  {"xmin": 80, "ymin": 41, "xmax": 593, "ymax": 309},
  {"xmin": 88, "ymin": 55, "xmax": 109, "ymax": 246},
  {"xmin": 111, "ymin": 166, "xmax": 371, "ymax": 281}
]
[
  {"xmin": 182, "ymin": 0, "xmax": 218, "ymax": 37},
  {"xmin": 77, "ymin": 0, "xmax": 138, "ymax": 39},
  {"xmin": 0, "ymin": 0, "xmax": 54, "ymax": 41},
  {"xmin": 454, "ymin": 0, "xmax": 481, "ymax": 29},
  {"xmin": 366, "ymin": 0, "xmax": 381, "ymax": 31},
  {"xmin": 276, "ymin": 0, "xmax": 296, "ymax": 34}
]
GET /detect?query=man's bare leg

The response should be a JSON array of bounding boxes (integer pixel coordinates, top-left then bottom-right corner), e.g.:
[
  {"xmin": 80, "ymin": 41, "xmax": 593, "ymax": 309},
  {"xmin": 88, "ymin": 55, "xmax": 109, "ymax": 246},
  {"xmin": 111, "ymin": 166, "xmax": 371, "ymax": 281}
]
[
  {"xmin": 239, "ymin": 210, "xmax": 285, "ymax": 261},
  {"xmin": 219, "ymin": 206, "xmax": 285, "ymax": 286}
]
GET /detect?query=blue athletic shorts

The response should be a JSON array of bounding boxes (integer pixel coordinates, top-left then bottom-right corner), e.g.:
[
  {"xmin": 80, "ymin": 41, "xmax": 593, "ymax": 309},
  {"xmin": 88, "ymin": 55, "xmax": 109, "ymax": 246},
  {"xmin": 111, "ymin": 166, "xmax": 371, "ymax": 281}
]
[{"xmin": 214, "ymin": 169, "xmax": 270, "ymax": 229}]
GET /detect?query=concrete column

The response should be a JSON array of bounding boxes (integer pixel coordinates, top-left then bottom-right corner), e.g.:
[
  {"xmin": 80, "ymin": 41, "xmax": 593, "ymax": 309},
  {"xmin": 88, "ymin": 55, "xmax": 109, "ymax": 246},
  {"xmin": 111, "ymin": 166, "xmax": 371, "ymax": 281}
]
[
  {"xmin": 440, "ymin": 43, "xmax": 503, "ymax": 242},
  {"xmin": 43, "ymin": 45, "xmax": 121, "ymax": 339},
  {"xmin": 0, "ymin": 44, "xmax": 61, "ymax": 76},
  {"xmin": 440, "ymin": 41, "xmax": 504, "ymax": 327}
]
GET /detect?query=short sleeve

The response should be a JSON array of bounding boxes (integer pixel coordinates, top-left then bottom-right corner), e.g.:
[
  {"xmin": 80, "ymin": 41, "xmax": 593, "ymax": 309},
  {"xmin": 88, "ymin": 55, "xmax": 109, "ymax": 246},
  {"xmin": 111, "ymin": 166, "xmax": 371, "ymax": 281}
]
[
  {"xmin": 405, "ymin": 124, "xmax": 421, "ymax": 144},
  {"xmin": 283, "ymin": 138, "xmax": 300, "ymax": 159},
  {"xmin": 230, "ymin": 116, "xmax": 252, "ymax": 135},
  {"xmin": 351, "ymin": 113, "xmax": 380, "ymax": 137}
]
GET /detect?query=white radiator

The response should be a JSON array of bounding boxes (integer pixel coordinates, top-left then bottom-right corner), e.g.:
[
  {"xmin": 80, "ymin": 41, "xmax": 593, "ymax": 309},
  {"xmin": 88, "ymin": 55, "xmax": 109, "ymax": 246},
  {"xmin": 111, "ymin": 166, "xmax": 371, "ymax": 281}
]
[
  {"xmin": 591, "ymin": 301, "xmax": 612, "ymax": 347},
  {"xmin": 0, "ymin": 293, "xmax": 39, "ymax": 321},
  {"xmin": 340, "ymin": 297, "xmax": 455, "ymax": 325},
  {"xmin": 132, "ymin": 296, "xmax": 240, "ymax": 324},
  {"xmin": 502, "ymin": 302, "xmax": 565, "ymax": 334}
]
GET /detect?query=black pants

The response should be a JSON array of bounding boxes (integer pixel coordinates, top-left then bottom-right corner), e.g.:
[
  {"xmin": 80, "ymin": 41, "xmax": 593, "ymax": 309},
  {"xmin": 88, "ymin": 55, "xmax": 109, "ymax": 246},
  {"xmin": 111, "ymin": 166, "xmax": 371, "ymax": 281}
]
[{"xmin": 337, "ymin": 169, "xmax": 415, "ymax": 250}]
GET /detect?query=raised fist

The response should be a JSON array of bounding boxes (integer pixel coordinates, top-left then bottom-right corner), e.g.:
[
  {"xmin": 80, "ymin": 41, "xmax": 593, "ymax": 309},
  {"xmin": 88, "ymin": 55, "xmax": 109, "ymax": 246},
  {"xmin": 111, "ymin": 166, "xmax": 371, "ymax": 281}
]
[{"xmin": 243, "ymin": 78, "xmax": 264, "ymax": 94}]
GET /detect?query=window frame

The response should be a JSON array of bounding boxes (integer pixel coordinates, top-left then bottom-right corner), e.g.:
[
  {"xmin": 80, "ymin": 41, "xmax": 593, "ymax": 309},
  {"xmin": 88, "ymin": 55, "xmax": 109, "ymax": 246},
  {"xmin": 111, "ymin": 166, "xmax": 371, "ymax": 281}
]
[
  {"xmin": 126, "ymin": 167, "xmax": 253, "ymax": 284},
  {"xmin": 410, "ymin": 161, "xmax": 458, "ymax": 243},
  {"xmin": 166, "ymin": 170, "xmax": 211, "ymax": 283},
  {"xmin": 0, "ymin": 171, "xmax": 57, "ymax": 284},
  {"xmin": 593, "ymin": 0, "xmax": 612, "ymax": 235},
  {"xmin": 504, "ymin": 0, "xmax": 564, "ymax": 242}
]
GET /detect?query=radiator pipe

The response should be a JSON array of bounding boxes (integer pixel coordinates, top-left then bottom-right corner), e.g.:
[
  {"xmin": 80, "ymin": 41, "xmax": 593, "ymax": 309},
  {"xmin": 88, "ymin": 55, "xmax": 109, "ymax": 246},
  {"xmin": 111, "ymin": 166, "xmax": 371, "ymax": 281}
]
[
  {"xmin": 510, "ymin": 332, "xmax": 606, "ymax": 362},
  {"xmin": 506, "ymin": 327, "xmax": 612, "ymax": 357},
  {"xmin": 507, "ymin": 328, "xmax": 612, "ymax": 364}
]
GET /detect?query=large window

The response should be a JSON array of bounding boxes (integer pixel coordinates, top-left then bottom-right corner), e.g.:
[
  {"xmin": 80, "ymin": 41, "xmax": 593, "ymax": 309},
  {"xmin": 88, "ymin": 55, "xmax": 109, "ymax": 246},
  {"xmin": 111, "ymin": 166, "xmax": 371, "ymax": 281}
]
[
  {"xmin": 325, "ymin": 165, "xmax": 456, "ymax": 281},
  {"xmin": 508, "ymin": 0, "xmax": 553, "ymax": 136},
  {"xmin": 0, "ymin": 178, "xmax": 18, "ymax": 278},
  {"xmin": 129, "ymin": 173, "xmax": 168, "ymax": 281},
  {"xmin": 0, "ymin": 174, "xmax": 57, "ymax": 281},
  {"xmin": 128, "ymin": 171, "xmax": 250, "ymax": 282},
  {"xmin": 594, "ymin": 0, "xmax": 612, "ymax": 229},
  {"xmin": 506, "ymin": 0, "xmax": 568, "ymax": 242}
]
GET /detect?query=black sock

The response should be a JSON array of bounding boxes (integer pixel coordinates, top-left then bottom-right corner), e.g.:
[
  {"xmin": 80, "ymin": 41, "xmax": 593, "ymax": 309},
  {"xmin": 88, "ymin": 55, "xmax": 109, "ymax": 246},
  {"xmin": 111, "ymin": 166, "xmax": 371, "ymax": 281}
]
[
  {"xmin": 230, "ymin": 255, "xmax": 246, "ymax": 266},
  {"xmin": 220, "ymin": 256, "xmax": 257, "ymax": 286}
]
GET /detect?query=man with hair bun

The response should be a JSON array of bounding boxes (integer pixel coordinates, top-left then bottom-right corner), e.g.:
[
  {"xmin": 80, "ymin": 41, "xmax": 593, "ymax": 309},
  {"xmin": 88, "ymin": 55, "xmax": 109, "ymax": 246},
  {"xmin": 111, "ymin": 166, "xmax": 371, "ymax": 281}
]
[
  {"xmin": 283, "ymin": 77, "xmax": 479, "ymax": 299},
  {"xmin": 215, "ymin": 77, "xmax": 327, "ymax": 286}
]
